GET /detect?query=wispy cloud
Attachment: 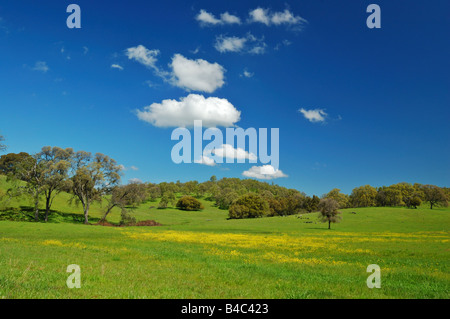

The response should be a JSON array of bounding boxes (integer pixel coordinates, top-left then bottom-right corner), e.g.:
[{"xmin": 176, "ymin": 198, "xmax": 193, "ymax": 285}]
[
  {"xmin": 111, "ymin": 64, "xmax": 124, "ymax": 70},
  {"xmin": 32, "ymin": 61, "xmax": 49, "ymax": 73},
  {"xmin": 214, "ymin": 33, "xmax": 267, "ymax": 54}
]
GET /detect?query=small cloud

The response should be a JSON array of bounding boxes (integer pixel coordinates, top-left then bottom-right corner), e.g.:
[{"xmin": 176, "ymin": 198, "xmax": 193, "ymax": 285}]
[
  {"xmin": 111, "ymin": 64, "xmax": 124, "ymax": 70},
  {"xmin": 129, "ymin": 178, "xmax": 143, "ymax": 184},
  {"xmin": 32, "ymin": 61, "xmax": 49, "ymax": 73},
  {"xmin": 242, "ymin": 165, "xmax": 288, "ymax": 180},
  {"xmin": 195, "ymin": 155, "xmax": 216, "ymax": 166},
  {"xmin": 208, "ymin": 144, "xmax": 257, "ymax": 161},
  {"xmin": 299, "ymin": 108, "xmax": 327, "ymax": 123},
  {"xmin": 119, "ymin": 165, "xmax": 139, "ymax": 171},
  {"xmin": 214, "ymin": 33, "xmax": 266, "ymax": 55},
  {"xmin": 83, "ymin": 46, "xmax": 89, "ymax": 55},
  {"xmin": 240, "ymin": 69, "xmax": 254, "ymax": 78},
  {"xmin": 248, "ymin": 8, "xmax": 307, "ymax": 27},
  {"xmin": 196, "ymin": 10, "xmax": 241, "ymax": 26}
]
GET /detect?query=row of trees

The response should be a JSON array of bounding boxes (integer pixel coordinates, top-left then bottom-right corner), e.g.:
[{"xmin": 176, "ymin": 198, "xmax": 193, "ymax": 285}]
[{"xmin": 324, "ymin": 183, "xmax": 448, "ymax": 210}]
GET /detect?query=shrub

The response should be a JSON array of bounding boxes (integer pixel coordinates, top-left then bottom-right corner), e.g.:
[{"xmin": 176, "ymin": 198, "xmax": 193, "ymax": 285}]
[
  {"xmin": 176, "ymin": 196, "xmax": 204, "ymax": 211},
  {"xmin": 228, "ymin": 193, "xmax": 269, "ymax": 219}
]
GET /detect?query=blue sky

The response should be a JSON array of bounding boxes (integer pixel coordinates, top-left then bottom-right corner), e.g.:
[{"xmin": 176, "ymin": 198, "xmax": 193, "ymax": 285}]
[{"xmin": 0, "ymin": 0, "xmax": 449, "ymax": 196}]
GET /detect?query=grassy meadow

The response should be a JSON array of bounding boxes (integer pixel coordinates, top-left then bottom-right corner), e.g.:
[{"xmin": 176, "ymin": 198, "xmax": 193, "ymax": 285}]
[{"xmin": 0, "ymin": 176, "xmax": 448, "ymax": 299}]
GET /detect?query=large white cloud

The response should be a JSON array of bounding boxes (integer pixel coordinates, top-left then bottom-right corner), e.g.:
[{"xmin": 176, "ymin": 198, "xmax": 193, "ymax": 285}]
[
  {"xmin": 136, "ymin": 94, "xmax": 241, "ymax": 128},
  {"xmin": 242, "ymin": 165, "xmax": 288, "ymax": 180},
  {"xmin": 125, "ymin": 45, "xmax": 225, "ymax": 93},
  {"xmin": 299, "ymin": 108, "xmax": 327, "ymax": 123},
  {"xmin": 170, "ymin": 54, "xmax": 225, "ymax": 93}
]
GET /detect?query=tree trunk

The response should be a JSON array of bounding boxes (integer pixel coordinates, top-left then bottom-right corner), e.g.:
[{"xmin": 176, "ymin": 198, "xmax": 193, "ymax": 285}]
[
  {"xmin": 100, "ymin": 204, "xmax": 116, "ymax": 223},
  {"xmin": 328, "ymin": 220, "xmax": 331, "ymax": 229},
  {"xmin": 430, "ymin": 202, "xmax": 433, "ymax": 209},
  {"xmin": 84, "ymin": 201, "xmax": 90, "ymax": 225},
  {"xmin": 45, "ymin": 195, "xmax": 51, "ymax": 222},
  {"xmin": 34, "ymin": 189, "xmax": 40, "ymax": 222}
]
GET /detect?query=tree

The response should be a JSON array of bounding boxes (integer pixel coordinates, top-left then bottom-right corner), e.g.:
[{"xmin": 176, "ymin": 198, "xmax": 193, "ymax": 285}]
[
  {"xmin": 303, "ymin": 195, "xmax": 320, "ymax": 212},
  {"xmin": 158, "ymin": 195, "xmax": 169, "ymax": 209},
  {"xmin": 324, "ymin": 188, "xmax": 350, "ymax": 208},
  {"xmin": 71, "ymin": 151, "xmax": 121, "ymax": 224},
  {"xmin": 421, "ymin": 185, "xmax": 448, "ymax": 209},
  {"xmin": 38, "ymin": 146, "xmax": 73, "ymax": 222},
  {"xmin": 11, "ymin": 154, "xmax": 46, "ymax": 221},
  {"xmin": 176, "ymin": 196, "xmax": 204, "ymax": 211},
  {"xmin": 404, "ymin": 196, "xmax": 421, "ymax": 209},
  {"xmin": 318, "ymin": 198, "xmax": 342, "ymax": 229},
  {"xmin": 100, "ymin": 182, "xmax": 147, "ymax": 222},
  {"xmin": 350, "ymin": 185, "xmax": 377, "ymax": 207},
  {"xmin": 228, "ymin": 193, "xmax": 269, "ymax": 219},
  {"xmin": 0, "ymin": 152, "xmax": 32, "ymax": 175}
]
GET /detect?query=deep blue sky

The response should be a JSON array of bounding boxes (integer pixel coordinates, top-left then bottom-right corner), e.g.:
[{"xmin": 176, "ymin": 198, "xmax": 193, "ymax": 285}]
[{"xmin": 0, "ymin": 0, "xmax": 449, "ymax": 195}]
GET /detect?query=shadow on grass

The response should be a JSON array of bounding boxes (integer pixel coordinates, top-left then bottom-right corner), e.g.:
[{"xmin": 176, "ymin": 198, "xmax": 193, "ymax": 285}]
[{"xmin": 0, "ymin": 206, "xmax": 101, "ymax": 224}]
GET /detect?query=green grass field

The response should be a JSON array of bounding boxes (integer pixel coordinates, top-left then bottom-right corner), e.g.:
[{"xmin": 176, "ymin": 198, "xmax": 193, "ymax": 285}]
[{"xmin": 0, "ymin": 176, "xmax": 448, "ymax": 299}]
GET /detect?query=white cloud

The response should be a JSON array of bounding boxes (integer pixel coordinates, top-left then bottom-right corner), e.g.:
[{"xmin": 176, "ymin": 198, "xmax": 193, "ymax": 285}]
[
  {"xmin": 119, "ymin": 165, "xmax": 139, "ymax": 171},
  {"xmin": 136, "ymin": 94, "xmax": 241, "ymax": 128},
  {"xmin": 125, "ymin": 45, "xmax": 225, "ymax": 93},
  {"xmin": 196, "ymin": 9, "xmax": 222, "ymax": 25},
  {"xmin": 299, "ymin": 108, "xmax": 327, "ymax": 123},
  {"xmin": 210, "ymin": 144, "xmax": 257, "ymax": 161},
  {"xmin": 214, "ymin": 36, "xmax": 247, "ymax": 53},
  {"xmin": 249, "ymin": 8, "xmax": 271, "ymax": 25},
  {"xmin": 125, "ymin": 45, "xmax": 160, "ymax": 70},
  {"xmin": 242, "ymin": 165, "xmax": 288, "ymax": 180},
  {"xmin": 220, "ymin": 12, "xmax": 241, "ymax": 25},
  {"xmin": 111, "ymin": 64, "xmax": 124, "ymax": 70},
  {"xmin": 83, "ymin": 46, "xmax": 89, "ymax": 55},
  {"xmin": 196, "ymin": 10, "xmax": 241, "ymax": 26},
  {"xmin": 249, "ymin": 8, "xmax": 307, "ymax": 26},
  {"xmin": 194, "ymin": 155, "xmax": 216, "ymax": 166},
  {"xmin": 32, "ymin": 61, "xmax": 49, "ymax": 73},
  {"xmin": 170, "ymin": 54, "xmax": 225, "ymax": 93},
  {"xmin": 129, "ymin": 178, "xmax": 143, "ymax": 184},
  {"xmin": 214, "ymin": 33, "xmax": 266, "ymax": 54},
  {"xmin": 241, "ymin": 70, "xmax": 254, "ymax": 78}
]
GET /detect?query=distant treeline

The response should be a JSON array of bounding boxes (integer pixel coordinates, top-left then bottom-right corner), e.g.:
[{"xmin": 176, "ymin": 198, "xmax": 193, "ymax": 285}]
[{"xmin": 0, "ymin": 148, "xmax": 449, "ymax": 223}]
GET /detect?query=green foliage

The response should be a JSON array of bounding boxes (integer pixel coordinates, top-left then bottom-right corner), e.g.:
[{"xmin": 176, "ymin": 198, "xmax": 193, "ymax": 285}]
[
  {"xmin": 303, "ymin": 195, "xmax": 320, "ymax": 213},
  {"xmin": 323, "ymin": 188, "xmax": 350, "ymax": 209},
  {"xmin": 350, "ymin": 185, "xmax": 378, "ymax": 207},
  {"xmin": 176, "ymin": 195, "xmax": 204, "ymax": 211},
  {"xmin": 119, "ymin": 208, "xmax": 136, "ymax": 226},
  {"xmin": 229, "ymin": 193, "xmax": 269, "ymax": 219}
]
